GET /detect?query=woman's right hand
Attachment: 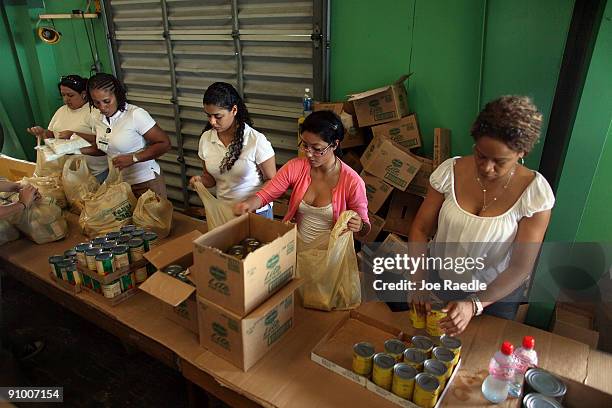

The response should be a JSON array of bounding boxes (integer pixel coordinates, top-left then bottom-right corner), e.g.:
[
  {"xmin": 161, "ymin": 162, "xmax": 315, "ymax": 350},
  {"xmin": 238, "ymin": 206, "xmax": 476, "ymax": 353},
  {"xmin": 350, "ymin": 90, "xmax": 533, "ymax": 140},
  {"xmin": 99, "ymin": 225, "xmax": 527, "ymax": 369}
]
[
  {"xmin": 19, "ymin": 185, "xmax": 40, "ymax": 208},
  {"xmin": 26, "ymin": 126, "xmax": 47, "ymax": 139},
  {"xmin": 410, "ymin": 289, "xmax": 432, "ymax": 317},
  {"xmin": 233, "ymin": 201, "xmax": 250, "ymax": 216},
  {"xmin": 189, "ymin": 175, "xmax": 202, "ymax": 189}
]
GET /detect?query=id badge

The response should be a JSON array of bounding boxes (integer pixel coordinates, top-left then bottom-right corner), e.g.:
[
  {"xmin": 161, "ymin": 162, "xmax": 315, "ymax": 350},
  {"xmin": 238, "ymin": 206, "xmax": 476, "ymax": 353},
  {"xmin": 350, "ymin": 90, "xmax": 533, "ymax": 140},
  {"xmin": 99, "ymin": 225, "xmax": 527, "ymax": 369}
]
[{"xmin": 97, "ymin": 131, "xmax": 110, "ymax": 152}]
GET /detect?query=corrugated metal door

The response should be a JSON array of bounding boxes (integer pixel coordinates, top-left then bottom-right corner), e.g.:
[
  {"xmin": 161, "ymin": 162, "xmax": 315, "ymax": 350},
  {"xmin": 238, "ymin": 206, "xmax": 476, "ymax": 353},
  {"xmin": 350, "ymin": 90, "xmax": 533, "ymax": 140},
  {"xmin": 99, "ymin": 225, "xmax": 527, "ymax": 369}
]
[{"xmin": 103, "ymin": 0, "xmax": 328, "ymax": 208}]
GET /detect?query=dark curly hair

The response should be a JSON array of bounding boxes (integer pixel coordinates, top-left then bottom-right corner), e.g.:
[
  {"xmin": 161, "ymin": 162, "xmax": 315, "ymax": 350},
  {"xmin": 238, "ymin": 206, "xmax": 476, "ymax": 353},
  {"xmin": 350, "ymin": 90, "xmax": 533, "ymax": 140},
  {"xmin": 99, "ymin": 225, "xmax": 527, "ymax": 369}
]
[
  {"xmin": 202, "ymin": 82, "xmax": 252, "ymax": 174},
  {"xmin": 471, "ymin": 95, "xmax": 542, "ymax": 154},
  {"xmin": 86, "ymin": 73, "xmax": 128, "ymax": 112},
  {"xmin": 300, "ymin": 110, "xmax": 345, "ymax": 158},
  {"xmin": 58, "ymin": 74, "xmax": 87, "ymax": 93}
]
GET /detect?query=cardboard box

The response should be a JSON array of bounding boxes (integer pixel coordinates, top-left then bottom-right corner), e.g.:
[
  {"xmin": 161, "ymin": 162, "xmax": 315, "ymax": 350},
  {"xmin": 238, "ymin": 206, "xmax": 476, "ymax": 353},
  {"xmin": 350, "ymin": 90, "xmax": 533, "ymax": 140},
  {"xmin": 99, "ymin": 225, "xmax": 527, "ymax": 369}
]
[
  {"xmin": 197, "ymin": 279, "xmax": 301, "ymax": 371},
  {"xmin": 348, "ymin": 75, "xmax": 411, "ymax": 127},
  {"xmin": 383, "ymin": 190, "xmax": 423, "ymax": 237},
  {"xmin": 433, "ymin": 128, "xmax": 451, "ymax": 168},
  {"xmin": 0, "ymin": 154, "xmax": 35, "ymax": 181},
  {"xmin": 141, "ymin": 230, "xmax": 203, "ymax": 334},
  {"xmin": 314, "ymin": 101, "xmax": 366, "ymax": 149},
  {"xmin": 357, "ymin": 212, "xmax": 384, "ymax": 243},
  {"xmin": 360, "ymin": 171, "xmax": 393, "ymax": 213},
  {"xmin": 193, "ymin": 213, "xmax": 297, "ymax": 317},
  {"xmin": 552, "ymin": 303, "xmax": 600, "ymax": 348},
  {"xmin": 371, "ymin": 114, "xmax": 421, "ymax": 150},
  {"xmin": 343, "ymin": 150, "xmax": 363, "ymax": 173},
  {"xmin": 406, "ymin": 156, "xmax": 433, "ymax": 197},
  {"xmin": 360, "ymin": 136, "xmax": 422, "ymax": 191}
]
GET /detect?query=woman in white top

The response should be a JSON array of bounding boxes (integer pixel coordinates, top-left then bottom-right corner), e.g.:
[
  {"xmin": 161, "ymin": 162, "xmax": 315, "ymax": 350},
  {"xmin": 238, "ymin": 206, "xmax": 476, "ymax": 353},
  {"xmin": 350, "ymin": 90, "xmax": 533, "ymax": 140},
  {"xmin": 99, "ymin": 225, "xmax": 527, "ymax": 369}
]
[
  {"xmin": 26, "ymin": 75, "xmax": 109, "ymax": 182},
  {"xmin": 409, "ymin": 96, "xmax": 555, "ymax": 335},
  {"xmin": 84, "ymin": 73, "xmax": 171, "ymax": 198},
  {"xmin": 189, "ymin": 82, "xmax": 276, "ymax": 218}
]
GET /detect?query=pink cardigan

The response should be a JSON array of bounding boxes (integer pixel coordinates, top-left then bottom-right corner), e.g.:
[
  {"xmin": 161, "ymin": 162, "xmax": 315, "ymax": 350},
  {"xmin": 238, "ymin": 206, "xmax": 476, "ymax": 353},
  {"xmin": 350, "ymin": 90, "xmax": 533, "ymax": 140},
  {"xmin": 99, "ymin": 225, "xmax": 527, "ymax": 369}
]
[{"xmin": 256, "ymin": 157, "xmax": 370, "ymax": 226}]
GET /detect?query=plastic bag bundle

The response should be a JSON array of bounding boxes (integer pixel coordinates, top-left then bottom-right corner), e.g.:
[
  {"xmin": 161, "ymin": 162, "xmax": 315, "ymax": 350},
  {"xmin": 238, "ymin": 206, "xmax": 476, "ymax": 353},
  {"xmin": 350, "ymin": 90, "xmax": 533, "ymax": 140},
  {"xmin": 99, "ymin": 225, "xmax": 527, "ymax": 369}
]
[
  {"xmin": 34, "ymin": 146, "xmax": 66, "ymax": 178},
  {"xmin": 62, "ymin": 156, "xmax": 99, "ymax": 214},
  {"xmin": 132, "ymin": 189, "xmax": 173, "ymax": 238},
  {"xmin": 44, "ymin": 135, "xmax": 90, "ymax": 155},
  {"xmin": 21, "ymin": 176, "xmax": 67, "ymax": 209},
  {"xmin": 296, "ymin": 210, "xmax": 361, "ymax": 311},
  {"xmin": 15, "ymin": 197, "xmax": 67, "ymax": 244},
  {"xmin": 193, "ymin": 181, "xmax": 235, "ymax": 230}
]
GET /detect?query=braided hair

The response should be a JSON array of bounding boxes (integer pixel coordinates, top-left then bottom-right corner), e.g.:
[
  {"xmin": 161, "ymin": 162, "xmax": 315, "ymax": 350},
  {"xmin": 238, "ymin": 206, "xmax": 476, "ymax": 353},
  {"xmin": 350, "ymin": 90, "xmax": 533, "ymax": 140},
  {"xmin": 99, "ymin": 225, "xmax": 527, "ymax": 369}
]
[
  {"xmin": 300, "ymin": 110, "xmax": 345, "ymax": 158},
  {"xmin": 203, "ymin": 82, "xmax": 252, "ymax": 173},
  {"xmin": 86, "ymin": 73, "xmax": 128, "ymax": 112},
  {"xmin": 58, "ymin": 74, "xmax": 87, "ymax": 93}
]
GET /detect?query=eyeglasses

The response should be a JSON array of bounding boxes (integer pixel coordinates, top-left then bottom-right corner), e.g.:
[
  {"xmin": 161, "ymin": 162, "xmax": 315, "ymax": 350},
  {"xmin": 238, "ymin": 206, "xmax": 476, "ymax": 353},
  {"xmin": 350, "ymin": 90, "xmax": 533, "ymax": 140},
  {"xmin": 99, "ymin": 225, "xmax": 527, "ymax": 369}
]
[{"xmin": 298, "ymin": 139, "xmax": 333, "ymax": 156}]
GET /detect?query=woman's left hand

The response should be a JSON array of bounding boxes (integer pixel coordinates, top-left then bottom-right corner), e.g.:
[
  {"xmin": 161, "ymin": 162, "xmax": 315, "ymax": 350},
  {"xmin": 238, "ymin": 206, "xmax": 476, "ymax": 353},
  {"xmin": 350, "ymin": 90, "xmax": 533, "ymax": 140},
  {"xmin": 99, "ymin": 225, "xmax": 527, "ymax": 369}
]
[
  {"xmin": 439, "ymin": 300, "xmax": 474, "ymax": 336},
  {"xmin": 57, "ymin": 130, "xmax": 74, "ymax": 139},
  {"xmin": 342, "ymin": 214, "xmax": 363, "ymax": 235},
  {"xmin": 112, "ymin": 155, "xmax": 134, "ymax": 170}
]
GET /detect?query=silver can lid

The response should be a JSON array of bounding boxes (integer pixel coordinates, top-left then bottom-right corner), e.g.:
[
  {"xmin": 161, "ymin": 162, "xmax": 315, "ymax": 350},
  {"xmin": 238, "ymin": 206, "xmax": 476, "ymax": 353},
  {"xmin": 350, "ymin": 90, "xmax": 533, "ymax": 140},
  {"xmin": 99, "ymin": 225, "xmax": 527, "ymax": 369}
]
[
  {"xmin": 384, "ymin": 339, "xmax": 406, "ymax": 355},
  {"xmin": 403, "ymin": 348, "xmax": 427, "ymax": 364},
  {"xmin": 412, "ymin": 335, "xmax": 434, "ymax": 350},
  {"xmin": 440, "ymin": 334, "xmax": 462, "ymax": 349},
  {"xmin": 424, "ymin": 359, "xmax": 447, "ymax": 377},
  {"xmin": 522, "ymin": 393, "xmax": 564, "ymax": 408},
  {"xmin": 393, "ymin": 363, "xmax": 417, "ymax": 380},
  {"xmin": 373, "ymin": 353, "xmax": 396, "ymax": 369},
  {"xmin": 415, "ymin": 372, "xmax": 440, "ymax": 393},
  {"xmin": 525, "ymin": 369, "xmax": 567, "ymax": 398},
  {"xmin": 353, "ymin": 342, "xmax": 375, "ymax": 358},
  {"xmin": 433, "ymin": 346, "xmax": 455, "ymax": 363}
]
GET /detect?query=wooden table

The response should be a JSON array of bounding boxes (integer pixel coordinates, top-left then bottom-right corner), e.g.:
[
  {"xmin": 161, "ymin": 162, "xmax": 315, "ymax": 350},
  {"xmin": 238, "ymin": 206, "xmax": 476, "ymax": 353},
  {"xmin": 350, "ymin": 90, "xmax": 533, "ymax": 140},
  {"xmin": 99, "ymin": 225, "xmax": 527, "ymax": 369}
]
[{"xmin": 1, "ymin": 212, "xmax": 610, "ymax": 408}]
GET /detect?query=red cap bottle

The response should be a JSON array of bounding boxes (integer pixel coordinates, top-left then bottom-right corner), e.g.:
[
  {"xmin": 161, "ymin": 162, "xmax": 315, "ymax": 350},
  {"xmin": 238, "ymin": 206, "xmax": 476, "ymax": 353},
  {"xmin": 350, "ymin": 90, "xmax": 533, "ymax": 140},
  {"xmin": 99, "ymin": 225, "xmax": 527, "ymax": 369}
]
[
  {"xmin": 501, "ymin": 341, "xmax": 514, "ymax": 356},
  {"xmin": 522, "ymin": 336, "xmax": 535, "ymax": 349}
]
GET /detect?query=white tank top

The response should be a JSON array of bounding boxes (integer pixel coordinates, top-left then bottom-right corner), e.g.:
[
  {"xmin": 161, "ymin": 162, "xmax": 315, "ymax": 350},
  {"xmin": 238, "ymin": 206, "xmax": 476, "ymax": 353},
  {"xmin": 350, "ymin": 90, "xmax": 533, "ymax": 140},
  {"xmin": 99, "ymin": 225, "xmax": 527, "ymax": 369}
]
[{"xmin": 296, "ymin": 200, "xmax": 333, "ymax": 244}]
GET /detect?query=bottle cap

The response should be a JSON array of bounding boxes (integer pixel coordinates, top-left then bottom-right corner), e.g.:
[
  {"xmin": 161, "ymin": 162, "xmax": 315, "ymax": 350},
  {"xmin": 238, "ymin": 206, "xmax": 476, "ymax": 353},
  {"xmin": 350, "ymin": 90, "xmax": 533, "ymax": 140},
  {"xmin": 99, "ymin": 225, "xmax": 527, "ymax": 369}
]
[
  {"xmin": 522, "ymin": 336, "xmax": 535, "ymax": 349},
  {"xmin": 501, "ymin": 341, "xmax": 514, "ymax": 355},
  {"xmin": 305, "ymin": 88, "xmax": 310, "ymax": 92}
]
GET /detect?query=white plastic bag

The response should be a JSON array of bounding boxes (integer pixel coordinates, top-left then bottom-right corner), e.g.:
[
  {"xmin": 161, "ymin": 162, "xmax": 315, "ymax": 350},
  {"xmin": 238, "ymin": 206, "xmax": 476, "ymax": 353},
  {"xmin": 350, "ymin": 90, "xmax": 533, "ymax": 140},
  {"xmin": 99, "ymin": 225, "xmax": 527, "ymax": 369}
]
[
  {"xmin": 62, "ymin": 155, "xmax": 99, "ymax": 214},
  {"xmin": 16, "ymin": 197, "xmax": 67, "ymax": 244},
  {"xmin": 193, "ymin": 181, "xmax": 236, "ymax": 230},
  {"xmin": 296, "ymin": 210, "xmax": 361, "ymax": 311},
  {"xmin": 21, "ymin": 176, "xmax": 67, "ymax": 209},
  {"xmin": 34, "ymin": 146, "xmax": 66, "ymax": 178},
  {"xmin": 132, "ymin": 189, "xmax": 173, "ymax": 238},
  {"xmin": 44, "ymin": 135, "xmax": 90, "ymax": 155}
]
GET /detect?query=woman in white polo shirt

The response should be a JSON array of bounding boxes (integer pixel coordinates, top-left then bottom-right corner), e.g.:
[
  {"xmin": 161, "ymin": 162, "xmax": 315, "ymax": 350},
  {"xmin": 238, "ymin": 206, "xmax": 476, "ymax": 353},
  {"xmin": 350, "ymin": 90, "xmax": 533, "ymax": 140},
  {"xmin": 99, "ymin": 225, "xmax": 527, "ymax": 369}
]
[
  {"xmin": 85, "ymin": 73, "xmax": 171, "ymax": 198},
  {"xmin": 189, "ymin": 82, "xmax": 276, "ymax": 218},
  {"xmin": 26, "ymin": 75, "xmax": 109, "ymax": 182}
]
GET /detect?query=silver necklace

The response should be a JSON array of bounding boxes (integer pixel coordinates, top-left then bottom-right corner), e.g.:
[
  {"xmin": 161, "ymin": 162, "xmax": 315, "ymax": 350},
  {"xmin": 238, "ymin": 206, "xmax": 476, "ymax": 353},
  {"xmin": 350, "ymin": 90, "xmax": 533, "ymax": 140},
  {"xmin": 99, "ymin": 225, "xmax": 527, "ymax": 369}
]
[{"xmin": 475, "ymin": 165, "xmax": 516, "ymax": 212}]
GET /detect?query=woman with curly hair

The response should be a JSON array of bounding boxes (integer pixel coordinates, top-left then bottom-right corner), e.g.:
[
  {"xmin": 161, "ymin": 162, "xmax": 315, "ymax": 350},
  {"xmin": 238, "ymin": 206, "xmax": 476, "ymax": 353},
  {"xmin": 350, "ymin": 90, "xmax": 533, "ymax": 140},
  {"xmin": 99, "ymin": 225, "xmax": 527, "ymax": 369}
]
[
  {"xmin": 189, "ymin": 82, "xmax": 276, "ymax": 218},
  {"xmin": 409, "ymin": 95, "xmax": 555, "ymax": 335}
]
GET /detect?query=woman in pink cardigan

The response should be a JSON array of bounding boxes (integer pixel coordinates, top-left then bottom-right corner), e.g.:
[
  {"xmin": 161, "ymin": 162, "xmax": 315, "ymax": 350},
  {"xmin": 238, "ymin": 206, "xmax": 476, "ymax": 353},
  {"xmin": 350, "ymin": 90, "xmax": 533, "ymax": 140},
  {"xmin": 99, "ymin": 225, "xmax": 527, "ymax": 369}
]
[{"xmin": 233, "ymin": 110, "xmax": 371, "ymax": 242}]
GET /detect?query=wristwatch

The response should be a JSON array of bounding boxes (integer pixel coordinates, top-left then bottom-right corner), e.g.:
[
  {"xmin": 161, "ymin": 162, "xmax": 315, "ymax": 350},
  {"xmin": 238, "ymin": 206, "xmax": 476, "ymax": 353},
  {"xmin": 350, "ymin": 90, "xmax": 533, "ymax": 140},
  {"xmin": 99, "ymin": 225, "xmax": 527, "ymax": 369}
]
[
  {"xmin": 468, "ymin": 294, "xmax": 484, "ymax": 316},
  {"xmin": 132, "ymin": 154, "xmax": 139, "ymax": 163}
]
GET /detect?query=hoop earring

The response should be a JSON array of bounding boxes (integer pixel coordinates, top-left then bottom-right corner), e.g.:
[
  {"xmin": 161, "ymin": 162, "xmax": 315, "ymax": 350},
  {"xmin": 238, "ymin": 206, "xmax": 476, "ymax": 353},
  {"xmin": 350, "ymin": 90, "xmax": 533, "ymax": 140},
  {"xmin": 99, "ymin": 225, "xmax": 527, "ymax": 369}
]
[{"xmin": 520, "ymin": 157, "xmax": 525, "ymax": 165}]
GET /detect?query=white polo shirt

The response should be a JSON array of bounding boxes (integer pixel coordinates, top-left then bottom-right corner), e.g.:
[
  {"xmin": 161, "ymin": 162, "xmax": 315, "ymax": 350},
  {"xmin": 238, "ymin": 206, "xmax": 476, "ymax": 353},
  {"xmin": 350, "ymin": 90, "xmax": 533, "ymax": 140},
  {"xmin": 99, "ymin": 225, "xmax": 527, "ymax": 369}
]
[
  {"xmin": 198, "ymin": 123, "xmax": 275, "ymax": 205},
  {"xmin": 47, "ymin": 104, "xmax": 108, "ymax": 176},
  {"xmin": 95, "ymin": 103, "xmax": 161, "ymax": 185}
]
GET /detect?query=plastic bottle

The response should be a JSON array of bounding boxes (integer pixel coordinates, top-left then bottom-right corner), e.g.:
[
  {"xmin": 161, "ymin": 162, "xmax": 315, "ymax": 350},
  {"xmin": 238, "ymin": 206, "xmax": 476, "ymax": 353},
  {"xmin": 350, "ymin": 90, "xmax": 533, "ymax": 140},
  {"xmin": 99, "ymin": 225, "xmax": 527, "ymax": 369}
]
[
  {"xmin": 303, "ymin": 88, "xmax": 313, "ymax": 117},
  {"xmin": 509, "ymin": 336, "xmax": 538, "ymax": 398},
  {"xmin": 481, "ymin": 341, "xmax": 515, "ymax": 404}
]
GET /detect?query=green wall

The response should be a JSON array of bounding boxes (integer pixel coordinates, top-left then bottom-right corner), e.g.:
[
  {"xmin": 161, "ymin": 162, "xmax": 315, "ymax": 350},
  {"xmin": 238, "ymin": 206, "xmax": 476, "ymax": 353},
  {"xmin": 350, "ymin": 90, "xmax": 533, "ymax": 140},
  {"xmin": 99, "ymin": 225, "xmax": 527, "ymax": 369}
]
[
  {"xmin": 330, "ymin": 0, "xmax": 575, "ymax": 169},
  {"xmin": 0, "ymin": 0, "xmax": 111, "ymax": 161}
]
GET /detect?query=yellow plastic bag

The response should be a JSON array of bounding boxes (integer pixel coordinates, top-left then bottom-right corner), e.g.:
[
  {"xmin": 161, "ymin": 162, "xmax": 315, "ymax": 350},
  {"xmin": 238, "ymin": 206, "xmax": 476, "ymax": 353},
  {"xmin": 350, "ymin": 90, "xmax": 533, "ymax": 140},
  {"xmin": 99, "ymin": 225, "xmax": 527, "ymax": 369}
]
[
  {"xmin": 62, "ymin": 156, "xmax": 99, "ymax": 214},
  {"xmin": 132, "ymin": 189, "xmax": 173, "ymax": 238},
  {"xmin": 21, "ymin": 176, "xmax": 67, "ymax": 209},
  {"xmin": 296, "ymin": 210, "xmax": 361, "ymax": 311},
  {"xmin": 193, "ymin": 181, "xmax": 236, "ymax": 230},
  {"xmin": 16, "ymin": 197, "xmax": 68, "ymax": 244},
  {"xmin": 34, "ymin": 146, "xmax": 66, "ymax": 178},
  {"xmin": 79, "ymin": 179, "xmax": 137, "ymax": 238}
]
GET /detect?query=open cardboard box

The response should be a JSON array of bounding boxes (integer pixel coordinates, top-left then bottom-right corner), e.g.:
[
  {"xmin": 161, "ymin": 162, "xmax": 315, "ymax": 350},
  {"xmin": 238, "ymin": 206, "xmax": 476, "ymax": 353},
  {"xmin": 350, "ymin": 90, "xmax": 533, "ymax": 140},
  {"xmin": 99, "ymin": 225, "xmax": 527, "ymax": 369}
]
[
  {"xmin": 311, "ymin": 310, "xmax": 461, "ymax": 408},
  {"xmin": 141, "ymin": 230, "xmax": 202, "ymax": 334},
  {"xmin": 314, "ymin": 101, "xmax": 366, "ymax": 149},
  {"xmin": 405, "ymin": 156, "xmax": 433, "ymax": 198},
  {"xmin": 0, "ymin": 154, "xmax": 36, "ymax": 181},
  {"xmin": 197, "ymin": 278, "xmax": 302, "ymax": 371},
  {"xmin": 372, "ymin": 114, "xmax": 422, "ymax": 150},
  {"xmin": 361, "ymin": 171, "xmax": 394, "ymax": 214},
  {"xmin": 551, "ymin": 302, "xmax": 599, "ymax": 348},
  {"xmin": 193, "ymin": 213, "xmax": 297, "ymax": 317},
  {"xmin": 348, "ymin": 75, "xmax": 411, "ymax": 127}
]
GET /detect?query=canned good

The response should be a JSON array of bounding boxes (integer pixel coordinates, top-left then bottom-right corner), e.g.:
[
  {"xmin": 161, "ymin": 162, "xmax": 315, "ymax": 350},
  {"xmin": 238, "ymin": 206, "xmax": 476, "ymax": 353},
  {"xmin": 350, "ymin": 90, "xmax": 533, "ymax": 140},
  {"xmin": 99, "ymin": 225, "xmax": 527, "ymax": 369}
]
[
  {"xmin": 432, "ymin": 347, "xmax": 455, "ymax": 378},
  {"xmin": 85, "ymin": 247, "xmax": 103, "ymax": 271},
  {"xmin": 101, "ymin": 241, "xmax": 116, "ymax": 252},
  {"xmin": 384, "ymin": 339, "xmax": 407, "ymax": 362},
  {"xmin": 64, "ymin": 248, "xmax": 77, "ymax": 259},
  {"xmin": 176, "ymin": 271, "xmax": 191, "ymax": 284},
  {"xmin": 424, "ymin": 359, "xmax": 448, "ymax": 389},
  {"xmin": 143, "ymin": 231, "xmax": 158, "ymax": 251},
  {"xmin": 112, "ymin": 245, "xmax": 130, "ymax": 270},
  {"xmin": 81, "ymin": 272, "xmax": 93, "ymax": 289},
  {"xmin": 413, "ymin": 372, "xmax": 440, "ymax": 408},
  {"xmin": 522, "ymin": 393, "xmax": 564, "ymax": 408},
  {"xmin": 134, "ymin": 267, "xmax": 148, "ymax": 283},
  {"xmin": 91, "ymin": 278, "xmax": 102, "ymax": 294},
  {"xmin": 426, "ymin": 303, "xmax": 447, "ymax": 337},
  {"xmin": 128, "ymin": 238, "xmax": 145, "ymax": 262},
  {"xmin": 92, "ymin": 236, "xmax": 108, "ymax": 247},
  {"xmin": 391, "ymin": 363, "xmax": 417, "ymax": 399},
  {"xmin": 226, "ymin": 245, "xmax": 246, "ymax": 259},
  {"xmin": 60, "ymin": 260, "xmax": 80, "ymax": 285},
  {"xmin": 120, "ymin": 224, "xmax": 136, "ymax": 234},
  {"xmin": 120, "ymin": 273, "xmax": 134, "ymax": 292},
  {"xmin": 352, "ymin": 342, "xmax": 375, "ymax": 376},
  {"xmin": 102, "ymin": 279, "xmax": 122, "ymax": 298},
  {"xmin": 241, "ymin": 237, "xmax": 261, "ymax": 253},
  {"xmin": 49, "ymin": 255, "xmax": 65, "ymax": 279},
  {"xmin": 403, "ymin": 348, "xmax": 427, "ymax": 371},
  {"xmin": 130, "ymin": 228, "xmax": 145, "ymax": 239},
  {"xmin": 165, "ymin": 265, "xmax": 184, "ymax": 277},
  {"xmin": 75, "ymin": 243, "xmax": 92, "ymax": 267},
  {"xmin": 56, "ymin": 260, "xmax": 73, "ymax": 282},
  {"xmin": 411, "ymin": 303, "xmax": 426, "ymax": 329},
  {"xmin": 439, "ymin": 335, "xmax": 462, "ymax": 366},
  {"xmin": 372, "ymin": 353, "xmax": 395, "ymax": 391},
  {"xmin": 117, "ymin": 234, "xmax": 132, "ymax": 245},
  {"xmin": 524, "ymin": 369, "xmax": 567, "ymax": 402},
  {"xmin": 412, "ymin": 335, "xmax": 434, "ymax": 357},
  {"xmin": 95, "ymin": 252, "xmax": 114, "ymax": 276},
  {"xmin": 105, "ymin": 231, "xmax": 121, "ymax": 241}
]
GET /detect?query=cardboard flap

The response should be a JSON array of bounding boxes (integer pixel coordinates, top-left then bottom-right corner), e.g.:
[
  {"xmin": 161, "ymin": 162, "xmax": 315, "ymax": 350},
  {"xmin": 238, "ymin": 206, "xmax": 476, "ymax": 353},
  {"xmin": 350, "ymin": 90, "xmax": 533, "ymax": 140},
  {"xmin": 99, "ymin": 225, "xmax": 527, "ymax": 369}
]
[
  {"xmin": 144, "ymin": 230, "xmax": 202, "ymax": 269},
  {"xmin": 393, "ymin": 73, "xmax": 413, "ymax": 84},
  {"xmin": 348, "ymin": 85, "xmax": 392, "ymax": 101},
  {"xmin": 139, "ymin": 271, "xmax": 195, "ymax": 306}
]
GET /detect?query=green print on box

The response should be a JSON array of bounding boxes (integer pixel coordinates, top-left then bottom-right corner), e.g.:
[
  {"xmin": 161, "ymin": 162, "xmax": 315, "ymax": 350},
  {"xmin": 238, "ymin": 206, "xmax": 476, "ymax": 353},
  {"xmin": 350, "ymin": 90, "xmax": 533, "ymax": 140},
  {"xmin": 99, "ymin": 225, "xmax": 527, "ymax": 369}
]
[
  {"xmin": 264, "ymin": 254, "xmax": 292, "ymax": 294},
  {"xmin": 208, "ymin": 266, "xmax": 230, "ymax": 296},
  {"xmin": 211, "ymin": 322, "xmax": 230, "ymax": 351}
]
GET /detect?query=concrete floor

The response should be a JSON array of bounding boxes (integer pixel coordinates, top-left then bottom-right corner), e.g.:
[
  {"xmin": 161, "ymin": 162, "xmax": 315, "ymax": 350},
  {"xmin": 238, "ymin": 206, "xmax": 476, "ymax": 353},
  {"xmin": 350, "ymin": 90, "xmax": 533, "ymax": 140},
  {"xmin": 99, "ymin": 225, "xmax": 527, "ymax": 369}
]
[{"xmin": 1, "ymin": 274, "xmax": 221, "ymax": 408}]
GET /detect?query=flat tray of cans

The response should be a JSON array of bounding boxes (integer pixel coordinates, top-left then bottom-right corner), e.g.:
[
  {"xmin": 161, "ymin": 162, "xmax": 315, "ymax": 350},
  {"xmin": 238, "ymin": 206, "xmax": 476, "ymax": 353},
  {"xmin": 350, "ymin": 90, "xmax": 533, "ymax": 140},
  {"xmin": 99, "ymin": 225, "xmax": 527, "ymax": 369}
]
[
  {"xmin": 311, "ymin": 310, "xmax": 462, "ymax": 408},
  {"xmin": 49, "ymin": 271, "xmax": 82, "ymax": 294}
]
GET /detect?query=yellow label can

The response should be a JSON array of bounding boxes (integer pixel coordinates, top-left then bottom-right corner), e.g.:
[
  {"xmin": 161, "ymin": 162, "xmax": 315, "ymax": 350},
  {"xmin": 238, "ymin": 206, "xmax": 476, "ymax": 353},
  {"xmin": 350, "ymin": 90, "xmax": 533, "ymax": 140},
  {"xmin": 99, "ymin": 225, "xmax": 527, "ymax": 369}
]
[
  {"xmin": 413, "ymin": 372, "xmax": 440, "ymax": 408},
  {"xmin": 411, "ymin": 303, "xmax": 426, "ymax": 329},
  {"xmin": 384, "ymin": 339, "xmax": 407, "ymax": 362},
  {"xmin": 403, "ymin": 348, "xmax": 427, "ymax": 372},
  {"xmin": 426, "ymin": 306, "xmax": 447, "ymax": 337},
  {"xmin": 440, "ymin": 335, "xmax": 462, "ymax": 366},
  {"xmin": 372, "ymin": 353, "xmax": 395, "ymax": 391},
  {"xmin": 411, "ymin": 335, "xmax": 434, "ymax": 358},
  {"xmin": 424, "ymin": 359, "xmax": 448, "ymax": 389},
  {"xmin": 391, "ymin": 363, "xmax": 417, "ymax": 399},
  {"xmin": 432, "ymin": 346, "xmax": 455, "ymax": 379},
  {"xmin": 352, "ymin": 342, "xmax": 375, "ymax": 376}
]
